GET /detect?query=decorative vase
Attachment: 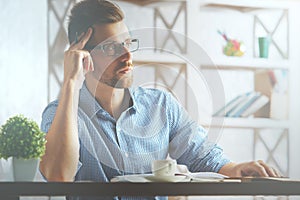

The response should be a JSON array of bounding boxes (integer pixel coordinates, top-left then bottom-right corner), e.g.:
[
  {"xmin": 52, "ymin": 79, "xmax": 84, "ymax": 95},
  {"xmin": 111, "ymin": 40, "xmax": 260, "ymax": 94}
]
[{"xmin": 12, "ymin": 158, "xmax": 39, "ymax": 181}]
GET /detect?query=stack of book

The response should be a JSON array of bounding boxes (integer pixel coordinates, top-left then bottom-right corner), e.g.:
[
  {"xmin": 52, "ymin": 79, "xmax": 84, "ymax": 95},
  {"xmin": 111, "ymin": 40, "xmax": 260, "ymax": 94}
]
[{"xmin": 213, "ymin": 91, "xmax": 269, "ymax": 118}]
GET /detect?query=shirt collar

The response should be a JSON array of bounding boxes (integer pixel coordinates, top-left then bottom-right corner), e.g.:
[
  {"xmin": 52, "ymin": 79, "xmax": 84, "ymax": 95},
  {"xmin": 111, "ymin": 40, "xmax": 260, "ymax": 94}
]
[
  {"xmin": 128, "ymin": 86, "xmax": 141, "ymax": 114},
  {"xmin": 79, "ymin": 83, "xmax": 102, "ymax": 119},
  {"xmin": 79, "ymin": 83, "xmax": 141, "ymax": 118}
]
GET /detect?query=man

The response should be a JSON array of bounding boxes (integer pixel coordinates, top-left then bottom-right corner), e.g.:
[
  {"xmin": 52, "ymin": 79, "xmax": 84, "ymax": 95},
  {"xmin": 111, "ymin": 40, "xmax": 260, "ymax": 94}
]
[{"xmin": 40, "ymin": 0, "xmax": 281, "ymax": 197}]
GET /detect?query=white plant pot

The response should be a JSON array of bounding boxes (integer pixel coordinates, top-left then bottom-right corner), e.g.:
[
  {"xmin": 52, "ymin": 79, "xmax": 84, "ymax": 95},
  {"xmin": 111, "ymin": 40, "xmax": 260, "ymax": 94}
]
[
  {"xmin": 0, "ymin": 158, "xmax": 14, "ymax": 181},
  {"xmin": 12, "ymin": 157, "xmax": 39, "ymax": 181}
]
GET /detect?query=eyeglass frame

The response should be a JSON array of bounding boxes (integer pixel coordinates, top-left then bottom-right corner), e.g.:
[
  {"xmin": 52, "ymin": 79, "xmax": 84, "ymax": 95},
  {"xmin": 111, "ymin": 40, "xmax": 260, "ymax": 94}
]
[{"xmin": 84, "ymin": 38, "xmax": 139, "ymax": 56}]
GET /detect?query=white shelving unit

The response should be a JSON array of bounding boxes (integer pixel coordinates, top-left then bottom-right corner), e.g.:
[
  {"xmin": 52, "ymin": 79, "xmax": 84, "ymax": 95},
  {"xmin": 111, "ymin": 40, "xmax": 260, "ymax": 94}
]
[
  {"xmin": 197, "ymin": 0, "xmax": 290, "ymax": 122},
  {"xmin": 196, "ymin": 0, "xmax": 291, "ymax": 178}
]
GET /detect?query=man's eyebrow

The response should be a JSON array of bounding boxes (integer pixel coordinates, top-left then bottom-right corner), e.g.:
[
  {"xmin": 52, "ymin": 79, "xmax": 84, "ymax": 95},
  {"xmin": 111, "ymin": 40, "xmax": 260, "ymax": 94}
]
[
  {"xmin": 101, "ymin": 39, "xmax": 115, "ymax": 44},
  {"xmin": 103, "ymin": 38, "xmax": 132, "ymax": 44},
  {"xmin": 99, "ymin": 35, "xmax": 132, "ymax": 44}
]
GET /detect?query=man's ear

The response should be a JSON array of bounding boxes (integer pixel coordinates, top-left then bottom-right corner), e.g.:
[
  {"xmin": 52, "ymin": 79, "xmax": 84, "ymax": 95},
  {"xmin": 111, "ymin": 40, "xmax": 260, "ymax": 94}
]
[{"xmin": 83, "ymin": 27, "xmax": 94, "ymax": 50}]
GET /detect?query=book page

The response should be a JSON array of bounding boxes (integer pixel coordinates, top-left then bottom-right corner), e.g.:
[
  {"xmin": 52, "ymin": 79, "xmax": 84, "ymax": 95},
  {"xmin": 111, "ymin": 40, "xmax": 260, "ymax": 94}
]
[{"xmin": 189, "ymin": 172, "xmax": 228, "ymax": 179}]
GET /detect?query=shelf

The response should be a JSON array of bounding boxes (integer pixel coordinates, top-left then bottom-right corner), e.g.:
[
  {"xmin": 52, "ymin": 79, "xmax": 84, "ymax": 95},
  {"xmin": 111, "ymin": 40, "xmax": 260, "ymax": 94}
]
[
  {"xmin": 133, "ymin": 53, "xmax": 289, "ymax": 70},
  {"xmin": 119, "ymin": 0, "xmax": 185, "ymax": 7},
  {"xmin": 119, "ymin": 0, "xmax": 161, "ymax": 6},
  {"xmin": 200, "ymin": 0, "xmax": 291, "ymax": 11},
  {"xmin": 200, "ymin": 117, "xmax": 290, "ymax": 129},
  {"xmin": 133, "ymin": 52, "xmax": 187, "ymax": 65},
  {"xmin": 202, "ymin": 57, "xmax": 290, "ymax": 71}
]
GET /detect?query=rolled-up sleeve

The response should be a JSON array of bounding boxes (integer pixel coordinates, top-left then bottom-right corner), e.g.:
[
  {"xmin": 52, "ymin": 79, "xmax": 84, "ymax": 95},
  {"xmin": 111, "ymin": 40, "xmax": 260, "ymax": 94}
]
[
  {"xmin": 40, "ymin": 101, "xmax": 82, "ymax": 178},
  {"xmin": 41, "ymin": 101, "xmax": 58, "ymax": 133}
]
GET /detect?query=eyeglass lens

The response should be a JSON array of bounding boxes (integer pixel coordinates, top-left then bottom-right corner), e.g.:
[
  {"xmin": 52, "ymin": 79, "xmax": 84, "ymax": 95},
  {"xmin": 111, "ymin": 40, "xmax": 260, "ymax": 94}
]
[{"xmin": 103, "ymin": 39, "xmax": 139, "ymax": 56}]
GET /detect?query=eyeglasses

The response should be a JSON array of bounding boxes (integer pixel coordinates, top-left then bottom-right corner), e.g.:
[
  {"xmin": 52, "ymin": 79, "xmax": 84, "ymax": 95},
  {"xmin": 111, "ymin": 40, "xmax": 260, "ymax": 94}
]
[{"xmin": 86, "ymin": 39, "xmax": 139, "ymax": 56}]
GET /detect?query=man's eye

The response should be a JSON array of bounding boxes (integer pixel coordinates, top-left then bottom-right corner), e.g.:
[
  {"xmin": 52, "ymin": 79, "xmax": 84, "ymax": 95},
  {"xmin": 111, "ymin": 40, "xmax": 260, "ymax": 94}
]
[{"xmin": 104, "ymin": 44, "xmax": 116, "ymax": 50}]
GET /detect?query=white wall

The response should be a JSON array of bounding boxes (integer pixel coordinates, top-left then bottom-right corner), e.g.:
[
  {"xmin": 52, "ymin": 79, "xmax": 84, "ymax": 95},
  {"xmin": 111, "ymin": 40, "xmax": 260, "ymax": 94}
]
[
  {"xmin": 287, "ymin": 3, "xmax": 300, "ymax": 180},
  {"xmin": 0, "ymin": 0, "xmax": 48, "ymax": 124},
  {"xmin": 0, "ymin": 0, "xmax": 48, "ymax": 184}
]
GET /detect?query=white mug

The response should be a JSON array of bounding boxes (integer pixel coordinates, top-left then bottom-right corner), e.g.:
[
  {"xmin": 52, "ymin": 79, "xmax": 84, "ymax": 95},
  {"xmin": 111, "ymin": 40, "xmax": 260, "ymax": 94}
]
[{"xmin": 152, "ymin": 160, "xmax": 177, "ymax": 176}]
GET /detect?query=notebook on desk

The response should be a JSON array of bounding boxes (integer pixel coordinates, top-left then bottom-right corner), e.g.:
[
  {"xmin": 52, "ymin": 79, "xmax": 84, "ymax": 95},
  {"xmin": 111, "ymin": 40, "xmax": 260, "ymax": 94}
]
[{"xmin": 231, "ymin": 177, "xmax": 296, "ymax": 182}]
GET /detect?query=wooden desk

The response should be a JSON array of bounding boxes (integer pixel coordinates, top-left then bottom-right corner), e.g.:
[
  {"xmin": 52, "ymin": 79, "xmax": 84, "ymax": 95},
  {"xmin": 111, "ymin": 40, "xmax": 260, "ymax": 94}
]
[{"xmin": 1, "ymin": 181, "xmax": 300, "ymax": 199}]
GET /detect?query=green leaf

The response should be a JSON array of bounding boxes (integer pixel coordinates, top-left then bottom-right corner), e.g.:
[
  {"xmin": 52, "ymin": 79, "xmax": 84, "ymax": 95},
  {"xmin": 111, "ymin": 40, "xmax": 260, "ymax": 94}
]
[{"xmin": 0, "ymin": 115, "xmax": 46, "ymax": 159}]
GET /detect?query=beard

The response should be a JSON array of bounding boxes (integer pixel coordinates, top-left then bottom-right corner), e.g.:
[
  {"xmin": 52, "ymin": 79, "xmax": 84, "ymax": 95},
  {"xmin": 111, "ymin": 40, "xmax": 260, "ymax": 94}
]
[
  {"xmin": 91, "ymin": 59, "xmax": 134, "ymax": 88},
  {"xmin": 100, "ymin": 70, "xmax": 133, "ymax": 88}
]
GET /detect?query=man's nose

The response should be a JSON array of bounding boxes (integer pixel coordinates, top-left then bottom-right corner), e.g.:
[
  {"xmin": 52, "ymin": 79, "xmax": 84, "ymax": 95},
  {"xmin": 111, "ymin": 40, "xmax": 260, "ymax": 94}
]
[{"xmin": 119, "ymin": 45, "xmax": 132, "ymax": 60}]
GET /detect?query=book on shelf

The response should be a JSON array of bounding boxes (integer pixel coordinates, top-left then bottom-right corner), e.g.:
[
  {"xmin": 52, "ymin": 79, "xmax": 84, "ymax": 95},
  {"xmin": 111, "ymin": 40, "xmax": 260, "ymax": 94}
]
[
  {"xmin": 213, "ymin": 91, "xmax": 269, "ymax": 118},
  {"xmin": 241, "ymin": 94, "xmax": 269, "ymax": 117},
  {"xmin": 213, "ymin": 92, "xmax": 252, "ymax": 117},
  {"xmin": 227, "ymin": 92, "xmax": 260, "ymax": 117}
]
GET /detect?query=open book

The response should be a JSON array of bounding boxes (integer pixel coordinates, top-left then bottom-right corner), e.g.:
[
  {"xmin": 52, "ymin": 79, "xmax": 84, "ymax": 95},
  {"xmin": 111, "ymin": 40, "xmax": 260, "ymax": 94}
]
[
  {"xmin": 111, "ymin": 172, "xmax": 239, "ymax": 183},
  {"xmin": 178, "ymin": 172, "xmax": 227, "ymax": 181},
  {"xmin": 189, "ymin": 172, "xmax": 227, "ymax": 178}
]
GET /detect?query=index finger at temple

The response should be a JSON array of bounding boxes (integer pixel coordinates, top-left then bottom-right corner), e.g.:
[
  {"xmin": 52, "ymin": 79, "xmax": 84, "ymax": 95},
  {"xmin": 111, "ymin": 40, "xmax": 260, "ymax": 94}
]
[{"xmin": 70, "ymin": 28, "xmax": 93, "ymax": 50}]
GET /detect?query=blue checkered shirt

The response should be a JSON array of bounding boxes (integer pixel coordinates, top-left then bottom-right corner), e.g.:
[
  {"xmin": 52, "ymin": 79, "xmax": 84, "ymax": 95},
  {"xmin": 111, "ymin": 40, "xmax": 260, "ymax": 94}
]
[{"xmin": 41, "ymin": 83, "xmax": 230, "ymax": 200}]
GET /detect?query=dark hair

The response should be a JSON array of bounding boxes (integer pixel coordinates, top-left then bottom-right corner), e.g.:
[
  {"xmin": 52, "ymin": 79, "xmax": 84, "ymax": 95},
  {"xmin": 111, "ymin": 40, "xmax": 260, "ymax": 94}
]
[{"xmin": 68, "ymin": 0, "xmax": 124, "ymax": 44}]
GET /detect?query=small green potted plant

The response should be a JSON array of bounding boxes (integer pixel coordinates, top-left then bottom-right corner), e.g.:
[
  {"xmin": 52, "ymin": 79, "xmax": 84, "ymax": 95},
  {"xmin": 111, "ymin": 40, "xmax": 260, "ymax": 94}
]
[{"xmin": 0, "ymin": 115, "xmax": 46, "ymax": 181}]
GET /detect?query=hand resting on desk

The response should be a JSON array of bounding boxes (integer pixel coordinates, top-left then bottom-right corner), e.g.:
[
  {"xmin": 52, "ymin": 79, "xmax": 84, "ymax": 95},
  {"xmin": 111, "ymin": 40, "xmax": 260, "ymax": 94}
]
[{"xmin": 219, "ymin": 160, "xmax": 282, "ymax": 177}]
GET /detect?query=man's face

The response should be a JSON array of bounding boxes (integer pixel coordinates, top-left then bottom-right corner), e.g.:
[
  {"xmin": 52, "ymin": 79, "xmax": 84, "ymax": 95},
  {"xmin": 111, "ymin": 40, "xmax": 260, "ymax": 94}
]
[{"xmin": 86, "ymin": 21, "xmax": 133, "ymax": 88}]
